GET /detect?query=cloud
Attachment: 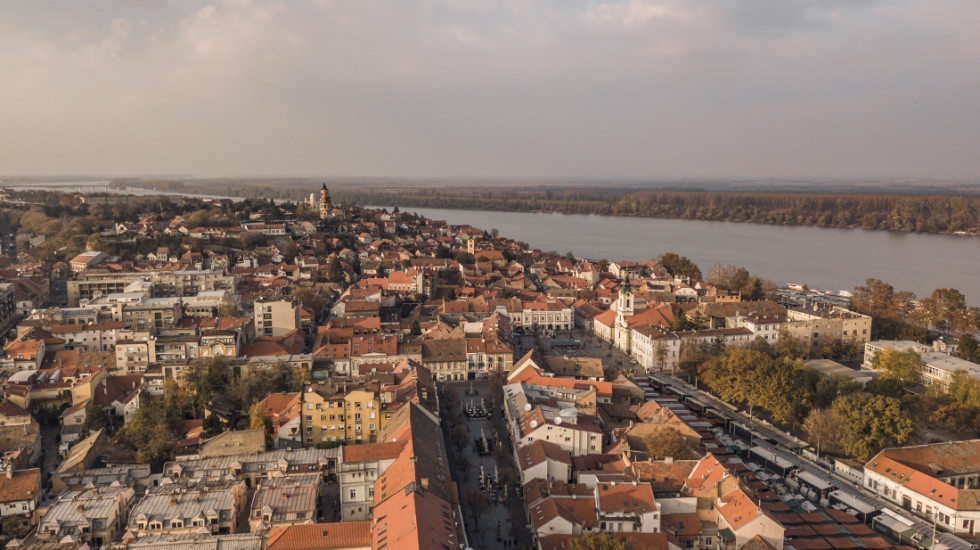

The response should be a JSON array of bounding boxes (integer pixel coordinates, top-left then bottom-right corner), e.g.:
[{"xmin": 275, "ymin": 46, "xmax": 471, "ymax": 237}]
[{"xmin": 0, "ymin": 0, "xmax": 977, "ymax": 179}]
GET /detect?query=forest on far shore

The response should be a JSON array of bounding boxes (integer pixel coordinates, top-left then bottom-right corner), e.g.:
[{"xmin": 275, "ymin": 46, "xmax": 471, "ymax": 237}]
[
  {"xmin": 334, "ymin": 186, "xmax": 980, "ymax": 235},
  {"xmin": 104, "ymin": 178, "xmax": 980, "ymax": 235}
]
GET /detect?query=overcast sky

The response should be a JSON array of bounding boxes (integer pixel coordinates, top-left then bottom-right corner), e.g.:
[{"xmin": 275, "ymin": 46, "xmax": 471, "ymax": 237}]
[{"xmin": 1, "ymin": 0, "xmax": 978, "ymax": 180}]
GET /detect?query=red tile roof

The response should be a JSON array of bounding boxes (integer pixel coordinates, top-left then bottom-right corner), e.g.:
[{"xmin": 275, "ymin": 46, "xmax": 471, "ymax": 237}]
[{"xmin": 266, "ymin": 521, "xmax": 372, "ymax": 550}]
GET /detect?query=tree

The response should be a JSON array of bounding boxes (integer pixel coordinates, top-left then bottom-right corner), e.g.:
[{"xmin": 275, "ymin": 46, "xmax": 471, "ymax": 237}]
[
  {"xmin": 454, "ymin": 454, "xmax": 472, "ymax": 482},
  {"xmin": 850, "ymin": 279, "xmax": 922, "ymax": 340},
  {"xmin": 463, "ymin": 488, "xmax": 490, "ymax": 527},
  {"xmin": 410, "ymin": 320, "xmax": 422, "ymax": 336},
  {"xmin": 930, "ymin": 402, "xmax": 979, "ymax": 433},
  {"xmin": 270, "ymin": 362, "xmax": 306, "ymax": 393},
  {"xmin": 114, "ymin": 406, "xmax": 179, "ymax": 469},
  {"xmin": 802, "ymin": 408, "xmax": 844, "ymax": 456},
  {"xmin": 201, "ymin": 414, "xmax": 224, "ymax": 439},
  {"xmin": 915, "ymin": 288, "xmax": 969, "ymax": 334},
  {"xmin": 872, "ymin": 349, "xmax": 924, "ymax": 386},
  {"xmin": 864, "ymin": 377, "xmax": 906, "ymax": 399},
  {"xmin": 772, "ymin": 330, "xmax": 807, "ymax": 358},
  {"xmin": 747, "ymin": 357, "xmax": 812, "ymax": 424},
  {"xmin": 450, "ymin": 424, "xmax": 469, "ymax": 455},
  {"xmin": 812, "ymin": 375, "xmax": 862, "ymax": 409},
  {"xmin": 641, "ymin": 425, "xmax": 694, "ymax": 460},
  {"xmin": 832, "ymin": 393, "xmax": 916, "ymax": 462},
  {"xmin": 658, "ymin": 252, "xmax": 702, "ymax": 281},
  {"xmin": 702, "ymin": 349, "xmax": 769, "ymax": 405},
  {"xmin": 217, "ymin": 298, "xmax": 239, "ymax": 317},
  {"xmin": 948, "ymin": 369, "xmax": 980, "ymax": 408},
  {"xmin": 327, "ymin": 258, "xmax": 345, "ymax": 283},
  {"xmin": 957, "ymin": 334, "xmax": 980, "ymax": 362},
  {"xmin": 568, "ymin": 533, "xmax": 633, "ymax": 550}
]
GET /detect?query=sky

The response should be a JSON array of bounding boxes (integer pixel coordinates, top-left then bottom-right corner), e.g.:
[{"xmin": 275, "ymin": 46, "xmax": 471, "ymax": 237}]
[{"xmin": 1, "ymin": 0, "xmax": 979, "ymax": 180}]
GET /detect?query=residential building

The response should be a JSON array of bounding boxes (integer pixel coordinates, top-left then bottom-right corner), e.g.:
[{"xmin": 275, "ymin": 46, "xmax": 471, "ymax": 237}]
[
  {"xmin": 337, "ymin": 442, "xmax": 403, "ymax": 520},
  {"xmin": 0, "ymin": 467, "xmax": 42, "ymax": 536},
  {"xmin": 248, "ymin": 474, "xmax": 320, "ymax": 532},
  {"xmin": 128, "ymin": 478, "xmax": 247, "ymax": 537},
  {"xmin": 37, "ymin": 485, "xmax": 136, "ymax": 547},
  {"xmin": 864, "ymin": 440, "xmax": 980, "ymax": 535},
  {"xmin": 254, "ymin": 297, "xmax": 300, "ymax": 337}
]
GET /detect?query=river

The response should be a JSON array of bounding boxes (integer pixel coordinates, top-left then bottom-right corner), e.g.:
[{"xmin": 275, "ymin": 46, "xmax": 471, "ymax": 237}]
[{"xmin": 386, "ymin": 206, "xmax": 980, "ymax": 303}]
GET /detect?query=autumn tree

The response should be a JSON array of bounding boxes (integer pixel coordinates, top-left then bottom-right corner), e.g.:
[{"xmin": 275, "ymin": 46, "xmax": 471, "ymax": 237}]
[
  {"xmin": 914, "ymin": 288, "xmax": 970, "ymax": 334},
  {"xmin": 702, "ymin": 348, "xmax": 769, "ymax": 405},
  {"xmin": 832, "ymin": 393, "xmax": 916, "ymax": 462},
  {"xmin": 327, "ymin": 258, "xmax": 345, "ymax": 283},
  {"xmin": 217, "ymin": 298, "xmax": 240, "ymax": 317},
  {"xmin": 114, "ymin": 406, "xmax": 179, "ymax": 469},
  {"xmin": 747, "ymin": 357, "xmax": 813, "ymax": 424},
  {"xmin": 850, "ymin": 279, "xmax": 923, "ymax": 340},
  {"xmin": 568, "ymin": 533, "xmax": 633, "ymax": 550},
  {"xmin": 802, "ymin": 408, "xmax": 844, "ymax": 456},
  {"xmin": 641, "ymin": 425, "xmax": 694, "ymax": 460}
]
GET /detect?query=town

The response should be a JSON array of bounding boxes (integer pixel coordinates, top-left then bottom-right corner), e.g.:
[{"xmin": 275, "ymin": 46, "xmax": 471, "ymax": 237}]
[{"xmin": 0, "ymin": 186, "xmax": 976, "ymax": 550}]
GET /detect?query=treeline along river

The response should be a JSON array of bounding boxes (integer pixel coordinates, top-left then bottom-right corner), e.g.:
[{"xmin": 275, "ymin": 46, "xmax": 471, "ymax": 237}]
[{"xmin": 384, "ymin": 206, "xmax": 980, "ymax": 305}]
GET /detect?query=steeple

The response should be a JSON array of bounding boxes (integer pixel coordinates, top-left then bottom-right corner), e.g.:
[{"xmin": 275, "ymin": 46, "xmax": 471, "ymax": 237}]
[{"xmin": 319, "ymin": 183, "xmax": 332, "ymax": 219}]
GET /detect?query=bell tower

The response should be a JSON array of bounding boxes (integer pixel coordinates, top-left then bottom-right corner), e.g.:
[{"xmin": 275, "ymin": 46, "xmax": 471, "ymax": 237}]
[
  {"xmin": 319, "ymin": 183, "xmax": 332, "ymax": 219},
  {"xmin": 614, "ymin": 276, "xmax": 634, "ymax": 352}
]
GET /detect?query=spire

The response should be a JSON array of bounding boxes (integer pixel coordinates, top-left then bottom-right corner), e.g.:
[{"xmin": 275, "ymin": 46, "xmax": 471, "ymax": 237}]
[{"xmin": 620, "ymin": 275, "xmax": 633, "ymax": 294}]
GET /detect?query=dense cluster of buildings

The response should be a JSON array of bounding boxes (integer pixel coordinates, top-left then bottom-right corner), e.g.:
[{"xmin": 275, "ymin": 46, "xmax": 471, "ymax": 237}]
[{"xmin": 0, "ymin": 189, "xmax": 975, "ymax": 549}]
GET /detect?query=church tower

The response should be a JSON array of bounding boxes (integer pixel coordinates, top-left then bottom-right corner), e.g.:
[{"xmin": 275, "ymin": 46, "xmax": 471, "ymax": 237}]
[
  {"xmin": 319, "ymin": 183, "xmax": 332, "ymax": 219},
  {"xmin": 614, "ymin": 276, "xmax": 634, "ymax": 352}
]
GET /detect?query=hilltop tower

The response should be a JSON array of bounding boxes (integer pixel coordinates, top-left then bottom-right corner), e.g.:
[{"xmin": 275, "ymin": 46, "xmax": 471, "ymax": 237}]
[{"xmin": 319, "ymin": 183, "xmax": 332, "ymax": 219}]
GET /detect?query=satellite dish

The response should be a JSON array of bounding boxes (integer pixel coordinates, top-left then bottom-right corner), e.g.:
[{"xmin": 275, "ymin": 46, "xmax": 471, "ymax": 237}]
[
  {"xmin": 529, "ymin": 420, "xmax": 538, "ymax": 428},
  {"xmin": 554, "ymin": 417, "xmax": 562, "ymax": 425},
  {"xmin": 524, "ymin": 404, "xmax": 532, "ymax": 412}
]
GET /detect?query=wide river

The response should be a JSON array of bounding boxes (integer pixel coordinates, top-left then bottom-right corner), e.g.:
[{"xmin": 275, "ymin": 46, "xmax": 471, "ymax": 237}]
[{"xmin": 388, "ymin": 206, "xmax": 980, "ymax": 304}]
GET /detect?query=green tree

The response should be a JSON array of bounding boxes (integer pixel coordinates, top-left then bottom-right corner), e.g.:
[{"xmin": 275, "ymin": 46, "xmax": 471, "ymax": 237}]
[
  {"xmin": 832, "ymin": 393, "xmax": 916, "ymax": 462},
  {"xmin": 454, "ymin": 252, "xmax": 476, "ymax": 264},
  {"xmin": 956, "ymin": 334, "xmax": 980, "ymax": 362},
  {"xmin": 201, "ymin": 414, "xmax": 224, "ymax": 439},
  {"xmin": 864, "ymin": 377, "xmax": 906, "ymax": 399},
  {"xmin": 658, "ymin": 252, "xmax": 702, "ymax": 281},
  {"xmin": 872, "ymin": 349, "xmax": 924, "ymax": 386},
  {"xmin": 410, "ymin": 320, "xmax": 422, "ymax": 336}
]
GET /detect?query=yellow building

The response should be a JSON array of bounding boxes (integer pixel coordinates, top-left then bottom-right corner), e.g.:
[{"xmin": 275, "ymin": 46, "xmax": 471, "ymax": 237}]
[
  {"xmin": 300, "ymin": 384, "xmax": 384, "ymax": 446},
  {"xmin": 343, "ymin": 389, "xmax": 380, "ymax": 444}
]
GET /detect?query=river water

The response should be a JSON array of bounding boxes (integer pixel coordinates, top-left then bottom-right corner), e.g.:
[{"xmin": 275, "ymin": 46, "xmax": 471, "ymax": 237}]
[{"xmin": 388, "ymin": 206, "xmax": 980, "ymax": 303}]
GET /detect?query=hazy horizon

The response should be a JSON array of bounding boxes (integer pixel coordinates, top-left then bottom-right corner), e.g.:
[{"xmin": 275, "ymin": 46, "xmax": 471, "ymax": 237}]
[{"xmin": 2, "ymin": 1, "xmax": 979, "ymax": 180}]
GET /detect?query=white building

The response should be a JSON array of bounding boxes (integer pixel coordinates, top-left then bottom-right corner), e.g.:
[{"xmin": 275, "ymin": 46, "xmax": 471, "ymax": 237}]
[{"xmin": 864, "ymin": 440, "xmax": 980, "ymax": 536}]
